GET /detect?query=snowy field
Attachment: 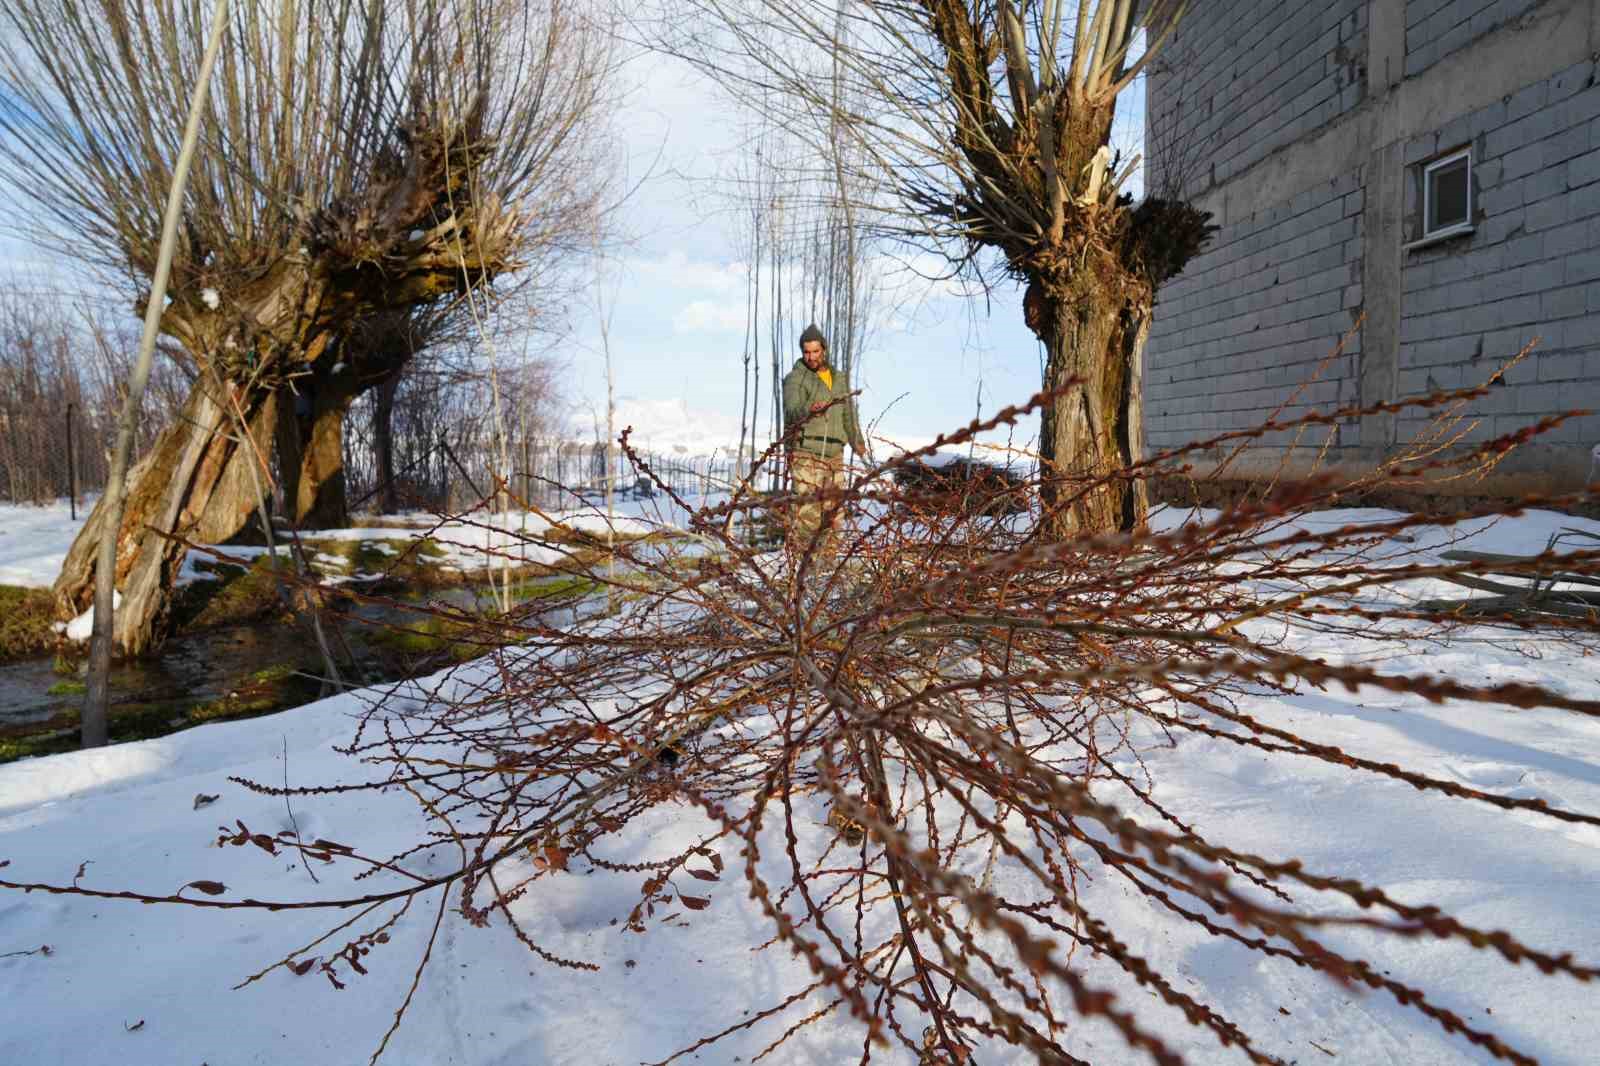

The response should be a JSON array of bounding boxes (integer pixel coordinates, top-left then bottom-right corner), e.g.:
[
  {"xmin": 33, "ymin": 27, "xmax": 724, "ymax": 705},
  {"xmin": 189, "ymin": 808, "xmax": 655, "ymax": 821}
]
[
  {"xmin": 0, "ymin": 499, "xmax": 83, "ymax": 588},
  {"xmin": 2, "ymin": 495, "xmax": 690, "ymax": 641},
  {"xmin": 1, "ymin": 503, "xmax": 1598, "ymax": 1064},
  {"xmin": 0, "ymin": 495, "xmax": 689, "ymax": 597}
]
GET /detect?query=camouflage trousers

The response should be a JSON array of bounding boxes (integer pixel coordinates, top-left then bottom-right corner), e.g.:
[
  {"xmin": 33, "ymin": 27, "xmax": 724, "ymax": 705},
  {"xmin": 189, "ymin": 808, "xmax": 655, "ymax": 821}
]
[{"xmin": 788, "ymin": 451, "xmax": 847, "ymax": 552}]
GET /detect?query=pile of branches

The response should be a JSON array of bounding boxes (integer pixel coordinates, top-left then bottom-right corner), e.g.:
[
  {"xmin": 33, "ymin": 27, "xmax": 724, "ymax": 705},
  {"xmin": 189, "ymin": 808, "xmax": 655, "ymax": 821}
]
[
  {"xmin": 5, "ymin": 381, "xmax": 1599, "ymax": 1065},
  {"xmin": 890, "ymin": 451, "xmax": 1031, "ymax": 516}
]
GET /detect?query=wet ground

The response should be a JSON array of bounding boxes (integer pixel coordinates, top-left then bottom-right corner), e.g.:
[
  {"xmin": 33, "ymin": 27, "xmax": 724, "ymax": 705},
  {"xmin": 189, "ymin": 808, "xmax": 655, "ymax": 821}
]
[{"xmin": 0, "ymin": 578, "xmax": 590, "ymax": 756}]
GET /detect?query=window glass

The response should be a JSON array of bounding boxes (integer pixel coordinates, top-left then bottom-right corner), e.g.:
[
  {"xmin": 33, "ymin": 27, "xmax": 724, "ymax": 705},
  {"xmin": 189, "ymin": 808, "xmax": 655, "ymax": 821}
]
[{"xmin": 1427, "ymin": 155, "xmax": 1469, "ymax": 233}]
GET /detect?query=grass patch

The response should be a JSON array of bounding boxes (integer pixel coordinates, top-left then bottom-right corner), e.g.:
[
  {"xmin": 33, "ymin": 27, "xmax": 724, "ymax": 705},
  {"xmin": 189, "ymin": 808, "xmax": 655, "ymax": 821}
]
[
  {"xmin": 368, "ymin": 614, "xmax": 489, "ymax": 664},
  {"xmin": 174, "ymin": 556, "xmax": 285, "ymax": 631},
  {"xmin": 177, "ymin": 533, "xmax": 597, "ymax": 635},
  {"xmin": 46, "ymin": 679, "xmax": 86, "ymax": 696},
  {"xmin": 363, "ymin": 585, "xmax": 586, "ymax": 666},
  {"xmin": 0, "ymin": 585, "xmax": 58, "ymax": 664},
  {"xmin": 521, "ymin": 574, "xmax": 598, "ymax": 600},
  {"xmin": 302, "ymin": 536, "xmax": 510, "ymax": 589},
  {"xmin": 459, "ymin": 573, "xmax": 599, "ymax": 610},
  {"xmin": 341, "ymin": 515, "xmax": 438, "ymax": 531}
]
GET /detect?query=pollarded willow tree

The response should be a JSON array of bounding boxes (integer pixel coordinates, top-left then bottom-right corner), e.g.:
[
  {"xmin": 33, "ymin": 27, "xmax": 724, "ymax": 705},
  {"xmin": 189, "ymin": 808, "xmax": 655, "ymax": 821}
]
[
  {"xmin": 0, "ymin": 0, "xmax": 615, "ymax": 654},
  {"xmin": 659, "ymin": 0, "xmax": 1213, "ymax": 535}
]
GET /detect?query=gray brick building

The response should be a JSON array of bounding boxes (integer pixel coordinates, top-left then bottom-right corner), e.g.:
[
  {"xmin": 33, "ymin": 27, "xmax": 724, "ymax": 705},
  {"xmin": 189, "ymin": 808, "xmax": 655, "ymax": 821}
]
[{"xmin": 1144, "ymin": 0, "xmax": 1600, "ymax": 499}]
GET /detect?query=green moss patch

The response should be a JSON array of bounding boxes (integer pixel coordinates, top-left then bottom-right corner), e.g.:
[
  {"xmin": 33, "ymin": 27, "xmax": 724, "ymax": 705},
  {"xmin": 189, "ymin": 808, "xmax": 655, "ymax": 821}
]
[
  {"xmin": 303, "ymin": 536, "xmax": 517, "ymax": 590},
  {"xmin": 368, "ymin": 614, "xmax": 493, "ymax": 665},
  {"xmin": 46, "ymin": 679, "xmax": 86, "ymax": 697},
  {"xmin": 0, "ymin": 585, "xmax": 59, "ymax": 665},
  {"xmin": 363, "ymin": 586, "xmax": 584, "ymax": 667},
  {"xmin": 519, "ymin": 574, "xmax": 598, "ymax": 601},
  {"xmin": 173, "ymin": 556, "xmax": 287, "ymax": 631}
]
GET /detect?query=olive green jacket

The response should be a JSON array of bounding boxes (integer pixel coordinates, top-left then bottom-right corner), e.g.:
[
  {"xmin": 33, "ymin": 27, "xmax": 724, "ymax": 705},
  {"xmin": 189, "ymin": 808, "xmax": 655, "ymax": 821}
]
[{"xmin": 782, "ymin": 359, "xmax": 866, "ymax": 459}]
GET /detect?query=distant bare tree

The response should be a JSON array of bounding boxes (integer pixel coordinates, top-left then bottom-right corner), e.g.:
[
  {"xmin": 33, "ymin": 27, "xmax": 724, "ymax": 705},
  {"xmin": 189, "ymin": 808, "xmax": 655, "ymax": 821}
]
[
  {"xmin": 344, "ymin": 334, "xmax": 566, "ymax": 515},
  {"xmin": 0, "ymin": 287, "xmax": 187, "ymax": 503},
  {"xmin": 0, "ymin": 0, "xmax": 617, "ymax": 652},
  {"xmin": 658, "ymin": 0, "xmax": 1215, "ymax": 536},
  {"xmin": 727, "ymin": 121, "xmax": 887, "ymax": 482}
]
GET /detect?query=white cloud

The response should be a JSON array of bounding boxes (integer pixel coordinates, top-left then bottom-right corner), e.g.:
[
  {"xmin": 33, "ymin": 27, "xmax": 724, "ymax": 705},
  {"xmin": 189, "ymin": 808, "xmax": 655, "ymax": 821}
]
[
  {"xmin": 627, "ymin": 250, "xmax": 748, "ymax": 294},
  {"xmin": 873, "ymin": 250, "xmax": 983, "ymax": 302},
  {"xmin": 672, "ymin": 298, "xmax": 747, "ymax": 334}
]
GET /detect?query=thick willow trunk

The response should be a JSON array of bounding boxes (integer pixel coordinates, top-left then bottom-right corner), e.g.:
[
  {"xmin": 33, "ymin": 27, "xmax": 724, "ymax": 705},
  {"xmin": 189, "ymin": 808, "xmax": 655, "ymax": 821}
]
[
  {"xmin": 276, "ymin": 366, "xmax": 363, "ymax": 529},
  {"xmin": 1036, "ymin": 277, "xmax": 1150, "ymax": 538},
  {"xmin": 372, "ymin": 371, "xmax": 401, "ymax": 513},
  {"xmin": 53, "ymin": 378, "xmax": 277, "ymax": 655}
]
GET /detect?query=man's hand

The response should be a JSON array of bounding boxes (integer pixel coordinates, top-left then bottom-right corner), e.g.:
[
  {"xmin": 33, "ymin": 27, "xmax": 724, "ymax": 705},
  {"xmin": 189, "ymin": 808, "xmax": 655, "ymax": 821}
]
[{"xmin": 809, "ymin": 400, "xmax": 829, "ymax": 414}]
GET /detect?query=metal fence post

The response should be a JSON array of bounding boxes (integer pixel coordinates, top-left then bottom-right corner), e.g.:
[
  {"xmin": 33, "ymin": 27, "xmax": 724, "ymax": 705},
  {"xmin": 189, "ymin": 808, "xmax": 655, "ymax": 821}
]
[{"xmin": 66, "ymin": 402, "xmax": 77, "ymax": 521}]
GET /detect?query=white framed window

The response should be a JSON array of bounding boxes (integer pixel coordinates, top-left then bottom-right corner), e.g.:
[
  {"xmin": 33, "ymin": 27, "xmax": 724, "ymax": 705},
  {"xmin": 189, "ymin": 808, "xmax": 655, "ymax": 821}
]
[{"xmin": 1421, "ymin": 147, "xmax": 1472, "ymax": 239}]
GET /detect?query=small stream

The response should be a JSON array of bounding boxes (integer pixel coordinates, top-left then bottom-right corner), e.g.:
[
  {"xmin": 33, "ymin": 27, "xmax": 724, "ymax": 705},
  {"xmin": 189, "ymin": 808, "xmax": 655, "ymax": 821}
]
[{"xmin": 0, "ymin": 581, "xmax": 582, "ymax": 728}]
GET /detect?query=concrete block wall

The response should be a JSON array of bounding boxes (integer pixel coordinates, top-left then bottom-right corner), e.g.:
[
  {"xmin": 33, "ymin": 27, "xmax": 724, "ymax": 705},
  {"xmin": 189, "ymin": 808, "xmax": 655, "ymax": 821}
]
[
  {"xmin": 1403, "ymin": 0, "xmax": 1546, "ymax": 78},
  {"xmin": 1394, "ymin": 59, "xmax": 1600, "ymax": 447},
  {"xmin": 1144, "ymin": 170, "xmax": 1365, "ymax": 455},
  {"xmin": 1147, "ymin": 0, "xmax": 1367, "ymax": 197}
]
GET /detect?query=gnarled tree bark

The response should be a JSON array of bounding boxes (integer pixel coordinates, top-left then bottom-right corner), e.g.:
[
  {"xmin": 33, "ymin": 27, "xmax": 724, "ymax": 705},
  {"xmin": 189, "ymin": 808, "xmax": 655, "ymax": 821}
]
[
  {"xmin": 3, "ymin": 0, "xmax": 614, "ymax": 656},
  {"xmin": 1024, "ymin": 195, "xmax": 1216, "ymax": 538},
  {"xmin": 53, "ymin": 379, "xmax": 277, "ymax": 655},
  {"xmin": 1033, "ymin": 277, "xmax": 1149, "ymax": 535},
  {"xmin": 275, "ymin": 361, "xmax": 366, "ymax": 530}
]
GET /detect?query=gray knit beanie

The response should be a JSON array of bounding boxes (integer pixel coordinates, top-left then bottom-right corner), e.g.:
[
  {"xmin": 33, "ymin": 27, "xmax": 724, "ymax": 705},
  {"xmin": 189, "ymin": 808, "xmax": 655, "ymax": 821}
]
[{"xmin": 798, "ymin": 323, "xmax": 827, "ymax": 349}]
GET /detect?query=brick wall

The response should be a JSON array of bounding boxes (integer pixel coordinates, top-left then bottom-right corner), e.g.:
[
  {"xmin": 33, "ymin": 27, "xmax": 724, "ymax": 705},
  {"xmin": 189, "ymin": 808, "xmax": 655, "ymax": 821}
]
[
  {"xmin": 1147, "ymin": 0, "xmax": 1367, "ymax": 197},
  {"xmin": 1394, "ymin": 59, "xmax": 1600, "ymax": 447},
  {"xmin": 1144, "ymin": 171, "xmax": 1366, "ymax": 455},
  {"xmin": 1403, "ymin": 0, "xmax": 1545, "ymax": 78}
]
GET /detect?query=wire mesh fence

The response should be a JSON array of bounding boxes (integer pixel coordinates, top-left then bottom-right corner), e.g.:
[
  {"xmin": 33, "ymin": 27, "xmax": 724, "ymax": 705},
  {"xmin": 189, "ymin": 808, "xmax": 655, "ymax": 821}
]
[
  {"xmin": 1, "ymin": 401, "xmax": 756, "ymax": 520},
  {"xmin": 342, "ymin": 432, "xmax": 757, "ymax": 517},
  {"xmin": 0, "ymin": 400, "xmax": 106, "ymax": 510},
  {"xmin": 0, "ymin": 290, "xmax": 187, "ymax": 510}
]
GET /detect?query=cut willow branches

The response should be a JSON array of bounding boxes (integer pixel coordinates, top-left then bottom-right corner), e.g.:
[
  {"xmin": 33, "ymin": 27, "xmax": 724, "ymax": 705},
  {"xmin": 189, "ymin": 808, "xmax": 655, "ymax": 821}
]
[{"xmin": 5, "ymin": 378, "xmax": 1599, "ymax": 1063}]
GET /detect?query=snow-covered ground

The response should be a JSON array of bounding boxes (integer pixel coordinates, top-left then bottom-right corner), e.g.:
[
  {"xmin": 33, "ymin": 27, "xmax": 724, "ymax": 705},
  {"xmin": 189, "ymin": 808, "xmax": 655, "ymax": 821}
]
[
  {"xmin": 2, "ymin": 504, "xmax": 1598, "ymax": 1064},
  {"xmin": 4, "ymin": 494, "xmax": 710, "ymax": 640},
  {"xmin": 0, "ymin": 496, "xmax": 684, "ymax": 592},
  {"xmin": 0, "ymin": 498, "xmax": 84, "ymax": 588},
  {"xmin": 0, "ymin": 449, "xmax": 986, "ymax": 595}
]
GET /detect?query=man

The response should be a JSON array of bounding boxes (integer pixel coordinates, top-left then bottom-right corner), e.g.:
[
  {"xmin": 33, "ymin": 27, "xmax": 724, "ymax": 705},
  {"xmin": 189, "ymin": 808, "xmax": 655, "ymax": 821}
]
[{"xmin": 782, "ymin": 323, "xmax": 868, "ymax": 552}]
